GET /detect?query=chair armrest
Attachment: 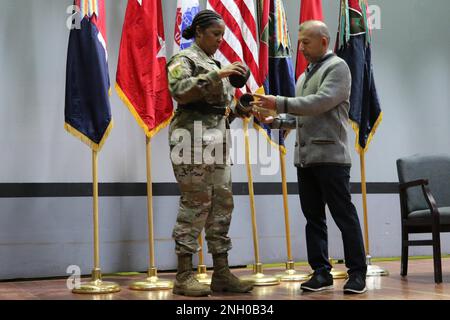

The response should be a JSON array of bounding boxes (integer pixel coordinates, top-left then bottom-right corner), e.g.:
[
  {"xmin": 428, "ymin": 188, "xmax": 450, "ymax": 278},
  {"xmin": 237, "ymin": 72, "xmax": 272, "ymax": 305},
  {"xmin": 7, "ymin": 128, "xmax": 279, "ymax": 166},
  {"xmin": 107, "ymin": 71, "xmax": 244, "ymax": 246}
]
[
  {"xmin": 398, "ymin": 179, "xmax": 440, "ymax": 224},
  {"xmin": 421, "ymin": 184, "xmax": 441, "ymax": 224},
  {"xmin": 398, "ymin": 179, "xmax": 428, "ymax": 192}
]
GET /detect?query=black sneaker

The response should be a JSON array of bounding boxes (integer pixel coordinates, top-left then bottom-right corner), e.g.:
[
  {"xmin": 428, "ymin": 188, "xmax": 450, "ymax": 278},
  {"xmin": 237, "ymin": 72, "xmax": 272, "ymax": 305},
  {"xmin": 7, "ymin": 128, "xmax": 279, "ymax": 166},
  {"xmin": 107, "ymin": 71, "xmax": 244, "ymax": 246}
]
[
  {"xmin": 343, "ymin": 273, "xmax": 367, "ymax": 294},
  {"xmin": 300, "ymin": 270, "xmax": 333, "ymax": 292}
]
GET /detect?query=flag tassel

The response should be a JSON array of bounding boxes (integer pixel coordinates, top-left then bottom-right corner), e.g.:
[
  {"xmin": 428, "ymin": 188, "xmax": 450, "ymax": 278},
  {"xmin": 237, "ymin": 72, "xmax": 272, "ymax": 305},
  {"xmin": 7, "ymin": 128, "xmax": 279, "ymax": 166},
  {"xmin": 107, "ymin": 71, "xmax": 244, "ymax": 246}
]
[
  {"xmin": 64, "ymin": 120, "xmax": 113, "ymax": 152},
  {"xmin": 252, "ymin": 121, "xmax": 287, "ymax": 155},
  {"xmin": 349, "ymin": 111, "xmax": 383, "ymax": 155}
]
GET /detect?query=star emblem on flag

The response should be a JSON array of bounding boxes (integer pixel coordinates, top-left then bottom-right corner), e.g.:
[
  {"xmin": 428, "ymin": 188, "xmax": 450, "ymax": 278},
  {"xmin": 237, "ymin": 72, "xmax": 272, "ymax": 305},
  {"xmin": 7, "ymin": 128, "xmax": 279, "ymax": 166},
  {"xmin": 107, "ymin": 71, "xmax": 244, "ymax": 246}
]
[{"xmin": 156, "ymin": 36, "xmax": 166, "ymax": 59}]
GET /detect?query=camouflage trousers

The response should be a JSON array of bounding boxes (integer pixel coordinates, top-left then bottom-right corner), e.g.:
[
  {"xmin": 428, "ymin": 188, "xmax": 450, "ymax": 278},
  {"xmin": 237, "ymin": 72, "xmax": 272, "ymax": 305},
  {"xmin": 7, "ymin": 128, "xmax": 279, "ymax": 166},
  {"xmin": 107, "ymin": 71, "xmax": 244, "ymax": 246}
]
[{"xmin": 172, "ymin": 163, "xmax": 234, "ymax": 255}]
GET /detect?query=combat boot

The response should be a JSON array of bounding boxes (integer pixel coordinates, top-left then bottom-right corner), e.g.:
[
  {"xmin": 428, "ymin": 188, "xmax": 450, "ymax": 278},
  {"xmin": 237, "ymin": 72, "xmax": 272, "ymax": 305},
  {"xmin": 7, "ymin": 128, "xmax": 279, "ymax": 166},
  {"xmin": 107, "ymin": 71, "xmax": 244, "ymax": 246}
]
[
  {"xmin": 172, "ymin": 254, "xmax": 212, "ymax": 297},
  {"xmin": 211, "ymin": 253, "xmax": 254, "ymax": 293}
]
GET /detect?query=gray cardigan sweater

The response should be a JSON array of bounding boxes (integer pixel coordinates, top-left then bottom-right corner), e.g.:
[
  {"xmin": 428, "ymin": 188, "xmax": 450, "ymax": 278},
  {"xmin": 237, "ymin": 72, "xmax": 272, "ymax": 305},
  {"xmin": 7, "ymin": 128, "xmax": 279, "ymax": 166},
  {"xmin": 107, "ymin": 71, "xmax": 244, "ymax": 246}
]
[{"xmin": 272, "ymin": 53, "xmax": 352, "ymax": 168}]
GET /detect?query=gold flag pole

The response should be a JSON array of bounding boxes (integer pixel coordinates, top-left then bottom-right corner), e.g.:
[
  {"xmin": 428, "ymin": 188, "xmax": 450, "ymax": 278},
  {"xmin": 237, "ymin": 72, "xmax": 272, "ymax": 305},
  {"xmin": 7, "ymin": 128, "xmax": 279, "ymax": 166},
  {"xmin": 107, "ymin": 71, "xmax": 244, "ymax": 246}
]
[
  {"xmin": 275, "ymin": 150, "xmax": 311, "ymax": 281},
  {"xmin": 360, "ymin": 152, "xmax": 388, "ymax": 276},
  {"xmin": 195, "ymin": 232, "xmax": 211, "ymax": 284},
  {"xmin": 129, "ymin": 137, "xmax": 174, "ymax": 290},
  {"xmin": 239, "ymin": 118, "xmax": 279, "ymax": 286},
  {"xmin": 73, "ymin": 150, "xmax": 120, "ymax": 294}
]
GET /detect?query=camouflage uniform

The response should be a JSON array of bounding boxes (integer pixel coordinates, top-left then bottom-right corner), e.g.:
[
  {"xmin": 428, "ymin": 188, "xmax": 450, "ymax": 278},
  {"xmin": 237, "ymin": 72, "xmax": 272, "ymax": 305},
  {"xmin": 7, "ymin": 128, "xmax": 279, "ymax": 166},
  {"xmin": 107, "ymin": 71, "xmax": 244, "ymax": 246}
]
[{"xmin": 167, "ymin": 43, "xmax": 238, "ymax": 255}]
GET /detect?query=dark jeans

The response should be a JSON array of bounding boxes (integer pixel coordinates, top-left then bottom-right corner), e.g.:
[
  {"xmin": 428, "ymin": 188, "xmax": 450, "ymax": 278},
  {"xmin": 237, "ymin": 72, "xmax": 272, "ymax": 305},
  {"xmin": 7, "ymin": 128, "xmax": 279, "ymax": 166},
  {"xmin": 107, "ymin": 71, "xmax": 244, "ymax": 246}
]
[{"xmin": 297, "ymin": 165, "xmax": 367, "ymax": 276}]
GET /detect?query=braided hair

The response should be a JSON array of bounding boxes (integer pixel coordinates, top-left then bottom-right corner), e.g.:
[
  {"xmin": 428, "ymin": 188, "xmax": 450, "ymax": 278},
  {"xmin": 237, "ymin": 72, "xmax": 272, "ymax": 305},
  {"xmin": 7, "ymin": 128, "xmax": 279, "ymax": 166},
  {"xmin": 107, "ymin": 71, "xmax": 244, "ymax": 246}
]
[{"xmin": 182, "ymin": 9, "xmax": 223, "ymax": 39}]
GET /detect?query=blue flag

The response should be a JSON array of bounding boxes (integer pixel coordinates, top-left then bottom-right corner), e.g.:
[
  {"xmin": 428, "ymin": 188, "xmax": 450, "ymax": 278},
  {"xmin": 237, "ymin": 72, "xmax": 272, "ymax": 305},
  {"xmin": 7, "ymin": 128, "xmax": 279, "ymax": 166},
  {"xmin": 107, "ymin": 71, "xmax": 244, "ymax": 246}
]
[
  {"xmin": 335, "ymin": 0, "xmax": 382, "ymax": 154},
  {"xmin": 255, "ymin": 0, "xmax": 295, "ymax": 154},
  {"xmin": 65, "ymin": 0, "xmax": 112, "ymax": 151}
]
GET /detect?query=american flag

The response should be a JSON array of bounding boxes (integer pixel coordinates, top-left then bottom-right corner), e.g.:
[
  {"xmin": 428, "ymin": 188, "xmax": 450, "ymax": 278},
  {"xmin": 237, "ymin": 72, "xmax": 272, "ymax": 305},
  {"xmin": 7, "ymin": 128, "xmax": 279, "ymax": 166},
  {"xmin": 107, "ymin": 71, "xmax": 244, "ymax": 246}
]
[{"xmin": 207, "ymin": 0, "xmax": 261, "ymax": 95}]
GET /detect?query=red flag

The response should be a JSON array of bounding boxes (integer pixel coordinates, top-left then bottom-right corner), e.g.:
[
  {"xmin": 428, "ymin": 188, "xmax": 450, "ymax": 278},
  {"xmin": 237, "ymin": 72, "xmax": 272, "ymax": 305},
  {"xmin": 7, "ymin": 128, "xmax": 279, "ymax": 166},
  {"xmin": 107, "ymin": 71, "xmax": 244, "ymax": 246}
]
[
  {"xmin": 116, "ymin": 0, "xmax": 173, "ymax": 138},
  {"xmin": 295, "ymin": 0, "xmax": 324, "ymax": 80}
]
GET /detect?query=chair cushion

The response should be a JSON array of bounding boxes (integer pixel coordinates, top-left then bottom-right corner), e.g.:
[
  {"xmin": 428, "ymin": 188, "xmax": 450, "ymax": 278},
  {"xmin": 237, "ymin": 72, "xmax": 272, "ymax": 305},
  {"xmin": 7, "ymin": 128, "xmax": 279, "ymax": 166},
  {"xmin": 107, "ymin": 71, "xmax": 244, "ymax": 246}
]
[
  {"xmin": 397, "ymin": 154, "xmax": 450, "ymax": 212},
  {"xmin": 408, "ymin": 206, "xmax": 450, "ymax": 224}
]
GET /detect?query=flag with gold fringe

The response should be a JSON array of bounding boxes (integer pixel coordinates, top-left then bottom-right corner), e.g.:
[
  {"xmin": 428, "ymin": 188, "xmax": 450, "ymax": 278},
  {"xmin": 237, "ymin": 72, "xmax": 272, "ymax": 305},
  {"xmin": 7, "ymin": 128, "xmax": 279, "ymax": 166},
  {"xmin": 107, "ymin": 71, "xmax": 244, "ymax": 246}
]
[
  {"xmin": 335, "ymin": 0, "xmax": 382, "ymax": 153},
  {"xmin": 254, "ymin": 0, "xmax": 295, "ymax": 154},
  {"xmin": 116, "ymin": 0, "xmax": 173, "ymax": 138},
  {"xmin": 65, "ymin": 0, "xmax": 113, "ymax": 151}
]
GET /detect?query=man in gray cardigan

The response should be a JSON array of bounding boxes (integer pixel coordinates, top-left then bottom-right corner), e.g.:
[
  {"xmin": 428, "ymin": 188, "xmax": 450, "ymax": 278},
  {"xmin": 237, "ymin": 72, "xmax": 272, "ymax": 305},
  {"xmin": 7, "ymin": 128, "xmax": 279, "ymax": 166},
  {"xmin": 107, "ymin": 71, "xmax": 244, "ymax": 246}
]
[{"xmin": 253, "ymin": 20, "xmax": 367, "ymax": 294}]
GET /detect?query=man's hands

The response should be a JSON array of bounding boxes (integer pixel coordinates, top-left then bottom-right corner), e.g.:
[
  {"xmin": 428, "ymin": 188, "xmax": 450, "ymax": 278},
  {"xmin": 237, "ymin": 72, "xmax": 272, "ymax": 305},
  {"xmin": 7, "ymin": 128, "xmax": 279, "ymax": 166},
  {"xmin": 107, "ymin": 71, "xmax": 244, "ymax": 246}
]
[
  {"xmin": 250, "ymin": 94, "xmax": 277, "ymax": 123},
  {"xmin": 218, "ymin": 62, "xmax": 247, "ymax": 79},
  {"xmin": 251, "ymin": 94, "xmax": 277, "ymax": 110}
]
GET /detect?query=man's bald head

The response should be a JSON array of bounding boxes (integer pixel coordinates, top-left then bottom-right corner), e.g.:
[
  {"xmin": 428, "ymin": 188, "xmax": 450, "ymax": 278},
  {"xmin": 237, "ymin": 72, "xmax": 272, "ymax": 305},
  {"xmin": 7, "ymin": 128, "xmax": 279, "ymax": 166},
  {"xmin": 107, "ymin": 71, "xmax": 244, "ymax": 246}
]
[
  {"xmin": 298, "ymin": 20, "xmax": 331, "ymax": 63},
  {"xmin": 299, "ymin": 20, "xmax": 330, "ymax": 43}
]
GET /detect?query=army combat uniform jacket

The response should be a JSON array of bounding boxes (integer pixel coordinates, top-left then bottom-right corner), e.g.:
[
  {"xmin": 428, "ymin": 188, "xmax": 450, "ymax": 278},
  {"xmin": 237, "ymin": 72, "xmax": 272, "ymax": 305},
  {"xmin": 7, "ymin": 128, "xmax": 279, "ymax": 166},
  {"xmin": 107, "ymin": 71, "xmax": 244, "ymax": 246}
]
[{"xmin": 167, "ymin": 43, "xmax": 238, "ymax": 165}]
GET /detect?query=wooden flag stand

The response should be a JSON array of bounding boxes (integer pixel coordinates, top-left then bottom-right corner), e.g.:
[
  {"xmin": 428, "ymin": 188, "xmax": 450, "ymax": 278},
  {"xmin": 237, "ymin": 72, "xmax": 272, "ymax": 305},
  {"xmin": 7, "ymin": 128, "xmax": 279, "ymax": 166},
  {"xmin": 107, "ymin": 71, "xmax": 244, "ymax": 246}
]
[
  {"xmin": 72, "ymin": 151, "xmax": 121, "ymax": 294},
  {"xmin": 129, "ymin": 137, "xmax": 174, "ymax": 290},
  {"xmin": 239, "ymin": 119, "xmax": 280, "ymax": 286},
  {"xmin": 275, "ymin": 150, "xmax": 312, "ymax": 281}
]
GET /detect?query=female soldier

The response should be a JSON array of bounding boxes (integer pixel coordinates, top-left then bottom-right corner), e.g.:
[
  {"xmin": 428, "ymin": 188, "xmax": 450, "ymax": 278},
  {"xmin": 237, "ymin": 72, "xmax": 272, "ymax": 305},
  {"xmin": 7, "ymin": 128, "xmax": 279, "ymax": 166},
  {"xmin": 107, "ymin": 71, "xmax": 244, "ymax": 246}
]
[{"xmin": 166, "ymin": 10, "xmax": 253, "ymax": 297}]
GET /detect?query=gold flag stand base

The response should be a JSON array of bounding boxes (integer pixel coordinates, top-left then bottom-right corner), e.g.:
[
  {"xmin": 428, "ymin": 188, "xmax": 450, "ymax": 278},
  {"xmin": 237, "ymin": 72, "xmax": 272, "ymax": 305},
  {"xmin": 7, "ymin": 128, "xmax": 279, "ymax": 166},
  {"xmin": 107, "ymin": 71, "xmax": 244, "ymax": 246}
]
[
  {"xmin": 275, "ymin": 261, "xmax": 312, "ymax": 282},
  {"xmin": 330, "ymin": 268, "xmax": 348, "ymax": 279},
  {"xmin": 329, "ymin": 258, "xmax": 348, "ymax": 279},
  {"xmin": 240, "ymin": 263, "xmax": 280, "ymax": 286},
  {"xmin": 195, "ymin": 265, "xmax": 212, "ymax": 285},
  {"xmin": 129, "ymin": 267, "xmax": 173, "ymax": 291},
  {"xmin": 72, "ymin": 268, "xmax": 121, "ymax": 294},
  {"xmin": 366, "ymin": 255, "xmax": 389, "ymax": 276}
]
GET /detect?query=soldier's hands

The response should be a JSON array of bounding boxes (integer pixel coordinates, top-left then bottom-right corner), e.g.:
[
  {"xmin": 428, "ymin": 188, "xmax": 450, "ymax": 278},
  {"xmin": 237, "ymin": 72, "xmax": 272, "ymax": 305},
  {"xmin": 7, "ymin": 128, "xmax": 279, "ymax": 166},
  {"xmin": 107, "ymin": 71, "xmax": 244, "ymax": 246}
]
[{"xmin": 218, "ymin": 62, "xmax": 247, "ymax": 79}]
